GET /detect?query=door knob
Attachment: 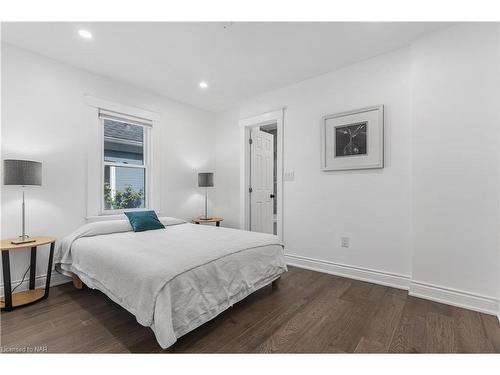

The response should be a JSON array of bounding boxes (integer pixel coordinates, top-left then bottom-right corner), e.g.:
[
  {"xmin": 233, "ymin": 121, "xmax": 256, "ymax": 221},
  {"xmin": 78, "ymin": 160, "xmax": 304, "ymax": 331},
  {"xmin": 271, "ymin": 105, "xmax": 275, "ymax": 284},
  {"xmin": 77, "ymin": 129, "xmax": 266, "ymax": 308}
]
[{"xmin": 270, "ymin": 194, "xmax": 275, "ymax": 199}]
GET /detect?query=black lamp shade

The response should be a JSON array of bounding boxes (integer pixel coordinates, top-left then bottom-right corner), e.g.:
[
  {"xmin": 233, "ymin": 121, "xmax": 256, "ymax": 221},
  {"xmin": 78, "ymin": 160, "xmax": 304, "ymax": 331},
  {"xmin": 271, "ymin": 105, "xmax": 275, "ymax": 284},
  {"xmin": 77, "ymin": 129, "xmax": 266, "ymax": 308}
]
[
  {"xmin": 3, "ymin": 159, "xmax": 42, "ymax": 186},
  {"xmin": 198, "ymin": 172, "xmax": 214, "ymax": 187}
]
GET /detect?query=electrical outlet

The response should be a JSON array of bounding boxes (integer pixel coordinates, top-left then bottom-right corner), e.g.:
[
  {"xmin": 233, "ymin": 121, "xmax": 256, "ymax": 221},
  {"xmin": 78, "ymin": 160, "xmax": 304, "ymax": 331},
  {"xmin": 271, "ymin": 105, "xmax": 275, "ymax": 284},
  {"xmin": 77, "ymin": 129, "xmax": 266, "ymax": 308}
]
[{"xmin": 341, "ymin": 237, "xmax": 350, "ymax": 248}]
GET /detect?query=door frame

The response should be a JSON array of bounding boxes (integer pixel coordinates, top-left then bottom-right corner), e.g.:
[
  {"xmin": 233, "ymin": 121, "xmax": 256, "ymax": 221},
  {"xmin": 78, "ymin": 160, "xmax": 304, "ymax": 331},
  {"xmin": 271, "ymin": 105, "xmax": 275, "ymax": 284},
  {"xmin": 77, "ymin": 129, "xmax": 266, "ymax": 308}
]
[{"xmin": 239, "ymin": 108, "xmax": 284, "ymax": 240}]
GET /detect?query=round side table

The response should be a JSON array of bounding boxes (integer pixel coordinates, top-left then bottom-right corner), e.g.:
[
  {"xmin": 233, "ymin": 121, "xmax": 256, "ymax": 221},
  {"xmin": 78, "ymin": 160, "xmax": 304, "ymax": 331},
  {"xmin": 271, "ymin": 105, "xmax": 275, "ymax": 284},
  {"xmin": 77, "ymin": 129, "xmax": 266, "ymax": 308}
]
[
  {"xmin": 192, "ymin": 216, "xmax": 224, "ymax": 227},
  {"xmin": 1, "ymin": 236, "xmax": 56, "ymax": 311}
]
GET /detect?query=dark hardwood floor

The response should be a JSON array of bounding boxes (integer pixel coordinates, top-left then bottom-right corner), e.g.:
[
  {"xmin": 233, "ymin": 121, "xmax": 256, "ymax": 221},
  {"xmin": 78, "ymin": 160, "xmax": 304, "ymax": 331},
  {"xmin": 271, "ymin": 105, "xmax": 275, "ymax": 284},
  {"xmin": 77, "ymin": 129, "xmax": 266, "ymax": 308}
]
[{"xmin": 1, "ymin": 266, "xmax": 500, "ymax": 353}]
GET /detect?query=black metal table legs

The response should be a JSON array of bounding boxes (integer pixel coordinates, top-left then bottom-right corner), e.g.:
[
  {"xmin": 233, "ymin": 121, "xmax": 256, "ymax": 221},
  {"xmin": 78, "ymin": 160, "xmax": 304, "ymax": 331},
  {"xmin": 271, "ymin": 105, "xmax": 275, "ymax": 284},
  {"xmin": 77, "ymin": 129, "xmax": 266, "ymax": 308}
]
[
  {"xmin": 2, "ymin": 250, "xmax": 13, "ymax": 311},
  {"xmin": 29, "ymin": 246, "xmax": 36, "ymax": 290},
  {"xmin": 44, "ymin": 243, "xmax": 54, "ymax": 299},
  {"xmin": 1, "ymin": 242, "xmax": 55, "ymax": 311}
]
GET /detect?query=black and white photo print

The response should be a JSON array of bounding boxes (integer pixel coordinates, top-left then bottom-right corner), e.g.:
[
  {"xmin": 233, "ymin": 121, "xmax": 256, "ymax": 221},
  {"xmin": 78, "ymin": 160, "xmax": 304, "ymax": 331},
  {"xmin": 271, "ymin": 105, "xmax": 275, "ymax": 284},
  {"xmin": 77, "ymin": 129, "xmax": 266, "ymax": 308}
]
[{"xmin": 335, "ymin": 122, "xmax": 367, "ymax": 157}]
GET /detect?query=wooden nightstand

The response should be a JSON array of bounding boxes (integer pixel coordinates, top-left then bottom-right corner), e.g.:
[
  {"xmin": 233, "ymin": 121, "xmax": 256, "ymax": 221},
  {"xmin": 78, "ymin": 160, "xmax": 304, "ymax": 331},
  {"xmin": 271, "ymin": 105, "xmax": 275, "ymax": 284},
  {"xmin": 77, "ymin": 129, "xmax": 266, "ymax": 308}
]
[
  {"xmin": 1, "ymin": 236, "xmax": 56, "ymax": 311},
  {"xmin": 192, "ymin": 216, "xmax": 224, "ymax": 227}
]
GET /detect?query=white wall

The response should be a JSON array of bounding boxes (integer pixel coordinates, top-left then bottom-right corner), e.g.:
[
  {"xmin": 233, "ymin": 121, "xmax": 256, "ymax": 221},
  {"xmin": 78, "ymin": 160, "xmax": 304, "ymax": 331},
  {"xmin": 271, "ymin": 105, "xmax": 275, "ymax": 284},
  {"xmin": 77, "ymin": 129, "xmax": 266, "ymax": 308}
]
[
  {"xmin": 216, "ymin": 47, "xmax": 414, "ymax": 279},
  {"xmin": 1, "ymin": 44, "xmax": 215, "ymax": 287},
  {"xmin": 410, "ymin": 23, "xmax": 499, "ymax": 305},
  {"xmin": 497, "ymin": 24, "xmax": 500, "ymax": 321},
  {"xmin": 214, "ymin": 108, "xmax": 241, "ymax": 228},
  {"xmin": 215, "ymin": 23, "xmax": 500, "ymax": 314}
]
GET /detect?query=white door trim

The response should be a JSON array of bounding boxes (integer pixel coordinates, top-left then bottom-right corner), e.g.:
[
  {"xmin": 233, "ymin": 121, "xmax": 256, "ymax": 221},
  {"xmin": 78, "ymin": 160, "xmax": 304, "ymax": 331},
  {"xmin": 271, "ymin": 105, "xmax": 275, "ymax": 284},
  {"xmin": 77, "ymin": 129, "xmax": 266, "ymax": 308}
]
[{"xmin": 239, "ymin": 108, "xmax": 284, "ymax": 240}]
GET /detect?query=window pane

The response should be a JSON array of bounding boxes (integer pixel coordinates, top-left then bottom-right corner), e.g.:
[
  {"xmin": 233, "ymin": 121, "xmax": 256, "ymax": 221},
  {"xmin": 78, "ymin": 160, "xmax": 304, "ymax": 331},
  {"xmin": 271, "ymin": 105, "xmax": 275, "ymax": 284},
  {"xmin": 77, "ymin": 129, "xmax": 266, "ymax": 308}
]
[
  {"xmin": 104, "ymin": 166, "xmax": 145, "ymax": 210},
  {"xmin": 104, "ymin": 119, "xmax": 144, "ymax": 165}
]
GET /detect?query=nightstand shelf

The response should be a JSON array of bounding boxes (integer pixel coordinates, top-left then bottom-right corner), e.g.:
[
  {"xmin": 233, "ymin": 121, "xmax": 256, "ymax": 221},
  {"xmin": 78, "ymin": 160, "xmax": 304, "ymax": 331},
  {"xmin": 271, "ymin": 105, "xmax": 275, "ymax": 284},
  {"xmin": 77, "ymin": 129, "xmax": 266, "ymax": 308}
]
[{"xmin": 0, "ymin": 289, "xmax": 45, "ymax": 309}]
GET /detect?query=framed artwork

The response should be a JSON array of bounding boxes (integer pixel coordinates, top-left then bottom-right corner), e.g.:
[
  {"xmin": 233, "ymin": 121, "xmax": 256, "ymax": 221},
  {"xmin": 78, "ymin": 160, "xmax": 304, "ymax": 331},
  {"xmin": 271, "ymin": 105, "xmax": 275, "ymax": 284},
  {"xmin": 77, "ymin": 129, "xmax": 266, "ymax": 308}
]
[{"xmin": 320, "ymin": 105, "xmax": 384, "ymax": 171}]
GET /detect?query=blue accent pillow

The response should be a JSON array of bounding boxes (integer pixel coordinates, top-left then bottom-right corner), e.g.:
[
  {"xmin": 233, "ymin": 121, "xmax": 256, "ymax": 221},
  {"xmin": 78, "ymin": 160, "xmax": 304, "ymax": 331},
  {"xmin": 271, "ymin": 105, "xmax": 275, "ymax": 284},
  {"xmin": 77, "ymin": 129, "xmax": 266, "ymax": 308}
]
[{"xmin": 125, "ymin": 211, "xmax": 165, "ymax": 232}]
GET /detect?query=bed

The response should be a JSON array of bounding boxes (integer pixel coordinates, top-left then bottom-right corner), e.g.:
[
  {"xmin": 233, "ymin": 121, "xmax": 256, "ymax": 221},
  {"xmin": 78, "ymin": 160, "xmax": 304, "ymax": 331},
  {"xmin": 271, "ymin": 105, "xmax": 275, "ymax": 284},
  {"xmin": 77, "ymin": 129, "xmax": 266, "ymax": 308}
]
[{"xmin": 55, "ymin": 217, "xmax": 287, "ymax": 349}]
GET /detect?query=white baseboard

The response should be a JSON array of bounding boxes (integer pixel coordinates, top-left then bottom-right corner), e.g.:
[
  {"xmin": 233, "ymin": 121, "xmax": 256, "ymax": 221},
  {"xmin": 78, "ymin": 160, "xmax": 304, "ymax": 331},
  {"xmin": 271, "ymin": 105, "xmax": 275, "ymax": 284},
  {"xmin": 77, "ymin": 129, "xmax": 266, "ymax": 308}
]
[
  {"xmin": 285, "ymin": 253, "xmax": 410, "ymax": 290},
  {"xmin": 285, "ymin": 253, "xmax": 499, "ymax": 316},
  {"xmin": 1, "ymin": 272, "xmax": 71, "ymax": 297},
  {"xmin": 409, "ymin": 280, "xmax": 499, "ymax": 316}
]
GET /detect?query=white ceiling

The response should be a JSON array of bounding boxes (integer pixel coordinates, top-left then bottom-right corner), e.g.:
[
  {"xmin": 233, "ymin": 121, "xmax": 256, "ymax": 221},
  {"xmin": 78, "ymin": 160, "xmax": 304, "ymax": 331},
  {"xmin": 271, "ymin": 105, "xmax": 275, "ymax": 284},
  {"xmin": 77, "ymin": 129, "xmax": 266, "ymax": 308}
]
[{"xmin": 1, "ymin": 22, "xmax": 449, "ymax": 112}]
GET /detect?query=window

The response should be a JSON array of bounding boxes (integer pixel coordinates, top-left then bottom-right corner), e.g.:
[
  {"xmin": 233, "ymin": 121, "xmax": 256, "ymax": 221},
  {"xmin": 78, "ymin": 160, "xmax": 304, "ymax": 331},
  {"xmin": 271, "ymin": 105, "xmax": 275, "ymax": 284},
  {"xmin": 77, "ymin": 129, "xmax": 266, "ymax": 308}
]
[{"xmin": 100, "ymin": 111, "xmax": 151, "ymax": 213}]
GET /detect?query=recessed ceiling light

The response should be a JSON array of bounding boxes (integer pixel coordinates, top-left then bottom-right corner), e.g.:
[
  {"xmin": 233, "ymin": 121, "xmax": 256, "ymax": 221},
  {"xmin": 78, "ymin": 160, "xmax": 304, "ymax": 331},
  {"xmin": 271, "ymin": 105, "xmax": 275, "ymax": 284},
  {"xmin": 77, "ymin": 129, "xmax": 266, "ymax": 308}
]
[
  {"xmin": 199, "ymin": 81, "xmax": 208, "ymax": 89},
  {"xmin": 78, "ymin": 29, "xmax": 93, "ymax": 39}
]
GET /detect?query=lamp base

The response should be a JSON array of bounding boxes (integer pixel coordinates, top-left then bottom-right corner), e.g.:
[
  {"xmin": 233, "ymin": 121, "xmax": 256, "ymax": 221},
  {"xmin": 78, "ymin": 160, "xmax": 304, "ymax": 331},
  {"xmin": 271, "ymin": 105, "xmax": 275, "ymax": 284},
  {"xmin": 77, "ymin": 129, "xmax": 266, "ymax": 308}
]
[
  {"xmin": 11, "ymin": 235, "xmax": 36, "ymax": 245},
  {"xmin": 199, "ymin": 216, "xmax": 214, "ymax": 221}
]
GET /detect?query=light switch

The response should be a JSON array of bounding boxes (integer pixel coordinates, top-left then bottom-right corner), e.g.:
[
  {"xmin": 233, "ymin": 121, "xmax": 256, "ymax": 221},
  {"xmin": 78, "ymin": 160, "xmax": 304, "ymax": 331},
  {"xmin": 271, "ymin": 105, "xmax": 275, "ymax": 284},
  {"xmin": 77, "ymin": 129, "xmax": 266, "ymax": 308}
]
[
  {"xmin": 284, "ymin": 170, "xmax": 295, "ymax": 181},
  {"xmin": 341, "ymin": 237, "xmax": 350, "ymax": 248}
]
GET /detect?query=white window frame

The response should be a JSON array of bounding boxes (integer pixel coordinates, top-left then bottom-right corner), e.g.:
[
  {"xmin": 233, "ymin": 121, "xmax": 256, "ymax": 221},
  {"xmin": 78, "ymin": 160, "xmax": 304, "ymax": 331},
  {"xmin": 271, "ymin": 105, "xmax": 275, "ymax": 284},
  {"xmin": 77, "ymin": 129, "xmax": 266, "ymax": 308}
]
[
  {"xmin": 100, "ymin": 116, "xmax": 152, "ymax": 215},
  {"xmin": 84, "ymin": 96, "xmax": 161, "ymax": 220}
]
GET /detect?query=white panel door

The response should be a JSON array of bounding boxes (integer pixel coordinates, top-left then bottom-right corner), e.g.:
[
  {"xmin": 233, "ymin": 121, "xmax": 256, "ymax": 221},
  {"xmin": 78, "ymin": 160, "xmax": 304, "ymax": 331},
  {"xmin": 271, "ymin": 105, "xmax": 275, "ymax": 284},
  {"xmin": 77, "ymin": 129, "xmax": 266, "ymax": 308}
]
[{"xmin": 250, "ymin": 128, "xmax": 274, "ymax": 234}]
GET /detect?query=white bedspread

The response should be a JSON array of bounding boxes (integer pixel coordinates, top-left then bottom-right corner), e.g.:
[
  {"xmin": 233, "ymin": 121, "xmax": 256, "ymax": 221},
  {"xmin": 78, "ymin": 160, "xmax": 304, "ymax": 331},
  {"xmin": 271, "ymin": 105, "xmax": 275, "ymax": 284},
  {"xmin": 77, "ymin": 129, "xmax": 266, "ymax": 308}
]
[{"xmin": 55, "ymin": 218, "xmax": 286, "ymax": 348}]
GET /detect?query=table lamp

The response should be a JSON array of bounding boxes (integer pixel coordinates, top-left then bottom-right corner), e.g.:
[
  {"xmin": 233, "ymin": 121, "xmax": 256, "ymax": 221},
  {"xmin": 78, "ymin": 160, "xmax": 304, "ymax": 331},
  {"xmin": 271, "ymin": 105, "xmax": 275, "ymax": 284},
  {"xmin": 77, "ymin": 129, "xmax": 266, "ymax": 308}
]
[
  {"xmin": 198, "ymin": 172, "xmax": 214, "ymax": 220},
  {"xmin": 3, "ymin": 159, "xmax": 42, "ymax": 244}
]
